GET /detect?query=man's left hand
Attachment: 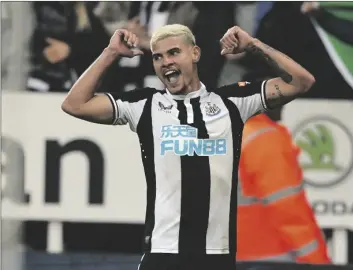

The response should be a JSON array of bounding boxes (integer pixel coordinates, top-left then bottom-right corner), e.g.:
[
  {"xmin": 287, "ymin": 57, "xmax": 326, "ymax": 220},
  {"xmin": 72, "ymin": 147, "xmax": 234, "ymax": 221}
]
[
  {"xmin": 43, "ymin": 38, "xmax": 71, "ymax": 64},
  {"xmin": 220, "ymin": 26, "xmax": 255, "ymax": 56}
]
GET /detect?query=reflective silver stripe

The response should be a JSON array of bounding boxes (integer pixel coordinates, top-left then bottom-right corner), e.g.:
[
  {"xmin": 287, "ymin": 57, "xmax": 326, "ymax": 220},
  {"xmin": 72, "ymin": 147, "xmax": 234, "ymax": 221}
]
[
  {"xmin": 237, "ymin": 180, "xmax": 259, "ymax": 206},
  {"xmin": 262, "ymin": 183, "xmax": 304, "ymax": 205},
  {"xmin": 238, "ymin": 181, "xmax": 303, "ymax": 206},
  {"xmin": 294, "ymin": 239, "xmax": 319, "ymax": 258},
  {"xmin": 242, "ymin": 126, "xmax": 276, "ymax": 147},
  {"xmin": 238, "ymin": 127, "xmax": 276, "ymax": 206},
  {"xmin": 237, "ymin": 240, "xmax": 319, "ymax": 262},
  {"xmin": 239, "ymin": 126, "xmax": 303, "ymax": 206},
  {"xmin": 238, "ymin": 252, "xmax": 295, "ymax": 262}
]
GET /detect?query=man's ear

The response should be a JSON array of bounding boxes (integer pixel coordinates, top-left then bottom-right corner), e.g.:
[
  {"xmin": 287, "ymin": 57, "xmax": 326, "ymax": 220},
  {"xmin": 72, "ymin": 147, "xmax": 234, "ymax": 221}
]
[{"xmin": 192, "ymin": 46, "xmax": 201, "ymax": 63}]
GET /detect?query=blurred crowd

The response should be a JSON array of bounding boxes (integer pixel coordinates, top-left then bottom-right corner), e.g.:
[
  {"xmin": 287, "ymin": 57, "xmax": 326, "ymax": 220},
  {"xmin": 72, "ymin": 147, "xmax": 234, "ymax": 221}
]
[{"xmin": 1, "ymin": 1, "xmax": 353, "ymax": 100}]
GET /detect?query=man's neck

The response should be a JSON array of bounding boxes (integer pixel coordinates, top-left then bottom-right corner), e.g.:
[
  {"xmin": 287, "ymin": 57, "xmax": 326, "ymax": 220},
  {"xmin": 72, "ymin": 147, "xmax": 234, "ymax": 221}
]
[
  {"xmin": 183, "ymin": 82, "xmax": 201, "ymax": 94},
  {"xmin": 167, "ymin": 80, "xmax": 206, "ymax": 100},
  {"xmin": 178, "ymin": 76, "xmax": 202, "ymax": 95}
]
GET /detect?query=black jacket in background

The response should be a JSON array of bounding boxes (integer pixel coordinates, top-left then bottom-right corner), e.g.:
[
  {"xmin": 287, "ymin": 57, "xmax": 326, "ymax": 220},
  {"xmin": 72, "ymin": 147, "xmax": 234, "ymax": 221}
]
[
  {"xmin": 29, "ymin": 2, "xmax": 110, "ymax": 92},
  {"xmin": 242, "ymin": 2, "xmax": 353, "ymax": 100},
  {"xmin": 192, "ymin": 2, "xmax": 235, "ymax": 90}
]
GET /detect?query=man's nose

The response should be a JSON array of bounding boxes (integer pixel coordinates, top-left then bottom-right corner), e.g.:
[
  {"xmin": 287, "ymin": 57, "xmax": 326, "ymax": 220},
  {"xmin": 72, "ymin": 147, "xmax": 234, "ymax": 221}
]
[{"xmin": 162, "ymin": 56, "xmax": 174, "ymax": 67}]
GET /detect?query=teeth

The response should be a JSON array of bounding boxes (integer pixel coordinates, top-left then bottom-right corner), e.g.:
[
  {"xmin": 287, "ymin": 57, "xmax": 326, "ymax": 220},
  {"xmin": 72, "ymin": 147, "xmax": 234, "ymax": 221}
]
[{"xmin": 165, "ymin": 70, "xmax": 176, "ymax": 76}]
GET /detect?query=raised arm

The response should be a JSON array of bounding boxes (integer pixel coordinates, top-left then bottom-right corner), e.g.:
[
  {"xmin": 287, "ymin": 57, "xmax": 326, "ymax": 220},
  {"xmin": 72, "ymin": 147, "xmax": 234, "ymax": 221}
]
[
  {"xmin": 61, "ymin": 29, "xmax": 143, "ymax": 124},
  {"xmin": 220, "ymin": 26, "xmax": 315, "ymax": 110}
]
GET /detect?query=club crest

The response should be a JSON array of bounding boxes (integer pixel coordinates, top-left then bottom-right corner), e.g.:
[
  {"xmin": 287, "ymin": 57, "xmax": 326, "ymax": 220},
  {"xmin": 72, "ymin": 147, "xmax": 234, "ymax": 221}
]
[{"xmin": 205, "ymin": 102, "xmax": 221, "ymax": 116}]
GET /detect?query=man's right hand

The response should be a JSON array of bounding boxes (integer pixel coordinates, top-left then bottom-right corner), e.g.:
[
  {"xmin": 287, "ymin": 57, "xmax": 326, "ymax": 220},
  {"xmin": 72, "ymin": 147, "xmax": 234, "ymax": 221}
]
[
  {"xmin": 107, "ymin": 29, "xmax": 144, "ymax": 58},
  {"xmin": 301, "ymin": 2, "xmax": 320, "ymax": 14}
]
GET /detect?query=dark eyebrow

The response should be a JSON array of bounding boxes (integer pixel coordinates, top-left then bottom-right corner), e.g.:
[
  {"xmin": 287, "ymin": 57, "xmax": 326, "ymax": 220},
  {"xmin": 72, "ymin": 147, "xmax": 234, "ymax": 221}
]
[
  {"xmin": 152, "ymin": 47, "xmax": 181, "ymax": 58},
  {"xmin": 167, "ymin": 47, "xmax": 181, "ymax": 54}
]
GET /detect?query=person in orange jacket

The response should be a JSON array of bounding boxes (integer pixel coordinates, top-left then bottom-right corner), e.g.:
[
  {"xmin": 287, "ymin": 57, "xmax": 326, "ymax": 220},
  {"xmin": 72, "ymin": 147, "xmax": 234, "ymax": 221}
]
[{"xmin": 236, "ymin": 107, "xmax": 331, "ymax": 264}]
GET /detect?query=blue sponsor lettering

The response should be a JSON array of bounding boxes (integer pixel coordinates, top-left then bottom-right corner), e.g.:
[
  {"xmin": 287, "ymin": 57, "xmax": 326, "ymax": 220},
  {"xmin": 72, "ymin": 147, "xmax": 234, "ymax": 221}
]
[
  {"xmin": 161, "ymin": 139, "xmax": 227, "ymax": 156},
  {"xmin": 161, "ymin": 125, "xmax": 197, "ymax": 139},
  {"xmin": 160, "ymin": 125, "xmax": 227, "ymax": 156}
]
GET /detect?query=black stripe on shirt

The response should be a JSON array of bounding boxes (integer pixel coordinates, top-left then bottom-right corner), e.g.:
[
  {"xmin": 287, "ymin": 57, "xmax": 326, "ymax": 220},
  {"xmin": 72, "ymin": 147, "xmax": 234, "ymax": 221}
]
[
  {"xmin": 136, "ymin": 97, "xmax": 156, "ymax": 253},
  {"xmin": 177, "ymin": 98, "xmax": 211, "ymax": 254},
  {"xmin": 222, "ymin": 97, "xmax": 244, "ymax": 255},
  {"xmin": 214, "ymin": 81, "xmax": 265, "ymax": 98},
  {"xmin": 109, "ymin": 88, "xmax": 163, "ymax": 103}
]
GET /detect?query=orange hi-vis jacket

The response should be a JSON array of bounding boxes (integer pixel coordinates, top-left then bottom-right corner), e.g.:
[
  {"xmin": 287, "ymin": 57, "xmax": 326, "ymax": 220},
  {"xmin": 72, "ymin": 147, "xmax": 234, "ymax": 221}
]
[{"xmin": 236, "ymin": 114, "xmax": 330, "ymax": 263}]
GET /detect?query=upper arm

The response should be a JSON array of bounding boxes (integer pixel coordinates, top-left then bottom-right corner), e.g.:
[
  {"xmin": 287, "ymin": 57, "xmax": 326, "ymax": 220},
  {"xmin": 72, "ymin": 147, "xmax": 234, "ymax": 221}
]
[
  {"xmin": 265, "ymin": 74, "xmax": 315, "ymax": 110},
  {"xmin": 62, "ymin": 88, "xmax": 156, "ymax": 129},
  {"xmin": 62, "ymin": 94, "xmax": 117, "ymax": 125},
  {"xmin": 264, "ymin": 77, "xmax": 299, "ymax": 110},
  {"xmin": 216, "ymin": 80, "xmax": 268, "ymax": 123}
]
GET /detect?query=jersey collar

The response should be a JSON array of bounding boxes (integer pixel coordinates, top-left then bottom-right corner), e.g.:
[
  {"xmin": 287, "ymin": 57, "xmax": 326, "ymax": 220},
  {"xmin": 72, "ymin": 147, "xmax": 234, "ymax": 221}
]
[{"xmin": 166, "ymin": 82, "xmax": 208, "ymax": 100}]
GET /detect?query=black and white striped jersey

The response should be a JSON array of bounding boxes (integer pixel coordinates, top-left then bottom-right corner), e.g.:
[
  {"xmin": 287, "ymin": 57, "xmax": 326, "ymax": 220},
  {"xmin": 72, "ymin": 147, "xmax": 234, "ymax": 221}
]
[{"xmin": 105, "ymin": 80, "xmax": 268, "ymax": 255}]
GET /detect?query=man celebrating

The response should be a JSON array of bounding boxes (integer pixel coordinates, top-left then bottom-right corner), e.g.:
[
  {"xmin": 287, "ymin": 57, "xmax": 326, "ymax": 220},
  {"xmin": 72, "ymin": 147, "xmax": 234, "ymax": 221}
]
[{"xmin": 62, "ymin": 24, "xmax": 315, "ymax": 270}]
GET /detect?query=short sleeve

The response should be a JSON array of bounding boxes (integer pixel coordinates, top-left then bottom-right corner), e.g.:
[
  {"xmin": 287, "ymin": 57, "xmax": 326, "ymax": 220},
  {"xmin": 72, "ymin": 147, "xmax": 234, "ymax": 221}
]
[
  {"xmin": 103, "ymin": 88, "xmax": 157, "ymax": 131},
  {"xmin": 215, "ymin": 80, "xmax": 269, "ymax": 123}
]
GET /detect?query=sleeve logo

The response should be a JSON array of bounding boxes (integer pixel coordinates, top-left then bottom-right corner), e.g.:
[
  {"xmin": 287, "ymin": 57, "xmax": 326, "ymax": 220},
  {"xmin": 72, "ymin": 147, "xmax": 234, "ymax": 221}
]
[{"xmin": 238, "ymin": 81, "xmax": 250, "ymax": 87}]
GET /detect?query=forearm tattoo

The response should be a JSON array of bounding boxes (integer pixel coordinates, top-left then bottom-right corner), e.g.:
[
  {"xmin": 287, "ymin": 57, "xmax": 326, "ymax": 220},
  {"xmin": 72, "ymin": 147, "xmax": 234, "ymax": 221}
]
[{"xmin": 245, "ymin": 44, "xmax": 293, "ymax": 83}]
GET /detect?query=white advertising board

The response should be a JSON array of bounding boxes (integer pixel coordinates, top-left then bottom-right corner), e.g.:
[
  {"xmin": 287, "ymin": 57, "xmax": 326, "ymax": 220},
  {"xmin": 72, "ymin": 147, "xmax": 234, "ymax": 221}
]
[
  {"xmin": 2, "ymin": 92, "xmax": 147, "ymax": 223},
  {"xmin": 282, "ymin": 99, "xmax": 353, "ymax": 230}
]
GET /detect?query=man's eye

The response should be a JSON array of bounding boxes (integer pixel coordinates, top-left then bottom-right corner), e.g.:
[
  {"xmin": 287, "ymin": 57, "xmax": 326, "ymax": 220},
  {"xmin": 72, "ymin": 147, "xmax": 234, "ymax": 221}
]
[
  {"xmin": 171, "ymin": 51, "xmax": 179, "ymax": 56},
  {"xmin": 153, "ymin": 55, "xmax": 161, "ymax": 61}
]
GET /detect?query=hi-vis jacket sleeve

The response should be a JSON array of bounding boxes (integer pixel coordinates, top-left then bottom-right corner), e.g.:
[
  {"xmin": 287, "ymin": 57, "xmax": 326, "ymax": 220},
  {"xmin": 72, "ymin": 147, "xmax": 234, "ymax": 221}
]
[{"xmin": 244, "ymin": 131, "xmax": 331, "ymax": 263}]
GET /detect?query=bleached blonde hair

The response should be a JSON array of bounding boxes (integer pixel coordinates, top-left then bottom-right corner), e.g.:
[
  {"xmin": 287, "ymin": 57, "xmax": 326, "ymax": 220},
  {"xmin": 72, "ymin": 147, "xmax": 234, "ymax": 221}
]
[{"xmin": 150, "ymin": 24, "xmax": 196, "ymax": 50}]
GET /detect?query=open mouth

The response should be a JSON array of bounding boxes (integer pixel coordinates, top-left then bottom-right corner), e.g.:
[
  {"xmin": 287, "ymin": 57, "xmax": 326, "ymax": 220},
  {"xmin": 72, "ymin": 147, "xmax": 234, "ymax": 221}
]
[{"xmin": 164, "ymin": 70, "xmax": 181, "ymax": 84}]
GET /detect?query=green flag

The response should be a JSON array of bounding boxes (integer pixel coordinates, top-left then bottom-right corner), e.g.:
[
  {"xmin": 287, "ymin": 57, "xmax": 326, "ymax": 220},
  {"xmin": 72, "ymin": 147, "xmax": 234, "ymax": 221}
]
[{"xmin": 311, "ymin": 2, "xmax": 353, "ymax": 88}]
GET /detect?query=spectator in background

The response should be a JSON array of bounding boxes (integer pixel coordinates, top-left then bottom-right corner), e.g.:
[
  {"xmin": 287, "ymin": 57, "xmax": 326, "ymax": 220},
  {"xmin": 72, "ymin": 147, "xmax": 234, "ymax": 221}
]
[
  {"xmin": 237, "ymin": 107, "xmax": 331, "ymax": 264},
  {"xmin": 94, "ymin": 2, "xmax": 134, "ymax": 38},
  {"xmin": 218, "ymin": 2, "xmax": 257, "ymax": 86},
  {"xmin": 243, "ymin": 2, "xmax": 353, "ymax": 100},
  {"xmin": 27, "ymin": 2, "xmax": 110, "ymax": 92},
  {"xmin": 95, "ymin": 2, "xmax": 199, "ymax": 93},
  {"xmin": 192, "ymin": 2, "xmax": 235, "ymax": 89},
  {"xmin": 97, "ymin": 2, "xmax": 235, "ymax": 92},
  {"xmin": 301, "ymin": 2, "xmax": 353, "ymax": 45},
  {"xmin": 253, "ymin": 2, "xmax": 274, "ymax": 35}
]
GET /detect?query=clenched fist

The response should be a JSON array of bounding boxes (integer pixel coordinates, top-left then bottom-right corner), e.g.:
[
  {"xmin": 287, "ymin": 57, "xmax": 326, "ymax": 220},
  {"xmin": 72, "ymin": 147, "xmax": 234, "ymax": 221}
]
[
  {"xmin": 107, "ymin": 29, "xmax": 144, "ymax": 58},
  {"xmin": 220, "ymin": 26, "xmax": 256, "ymax": 56}
]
